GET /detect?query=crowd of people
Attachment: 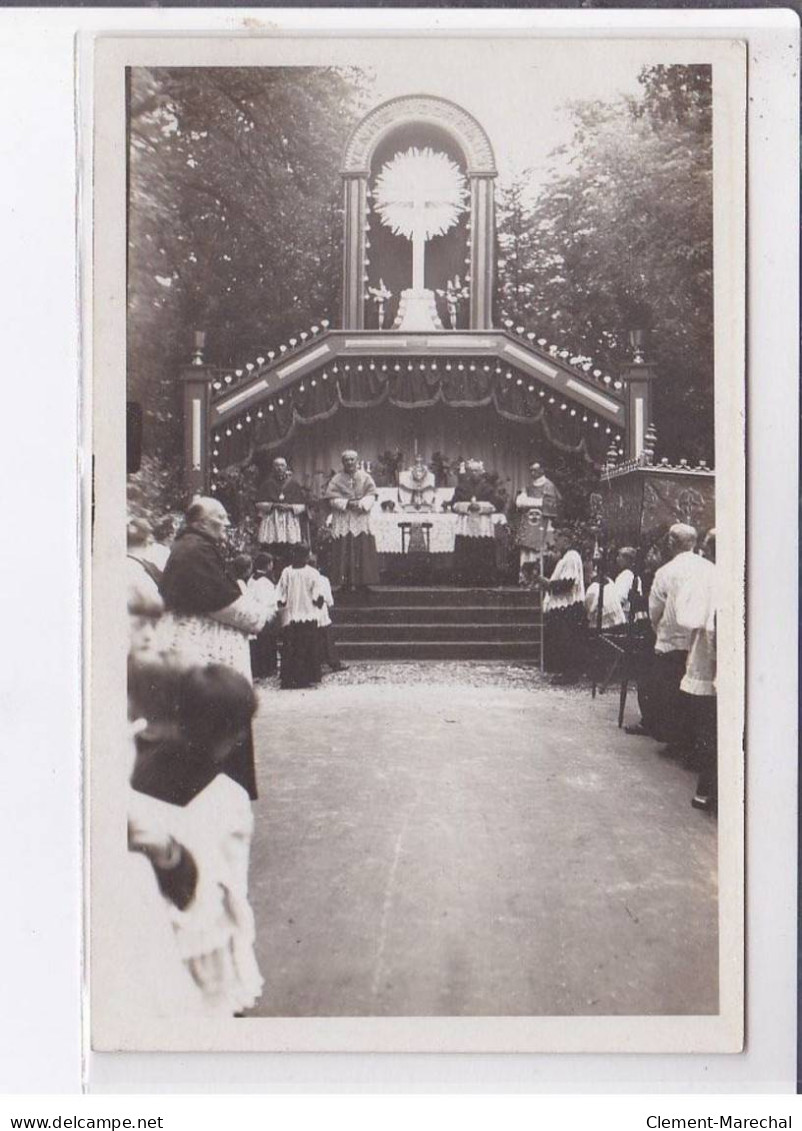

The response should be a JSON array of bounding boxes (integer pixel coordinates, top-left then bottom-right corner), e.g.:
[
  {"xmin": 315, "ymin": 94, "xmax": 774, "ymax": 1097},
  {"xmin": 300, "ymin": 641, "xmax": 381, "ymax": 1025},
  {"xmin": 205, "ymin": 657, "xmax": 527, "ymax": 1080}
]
[
  {"xmin": 124, "ymin": 494, "xmax": 355, "ymax": 1019},
  {"xmin": 121, "ymin": 456, "xmax": 717, "ymax": 1017},
  {"xmin": 631, "ymin": 523, "xmax": 717, "ymax": 815},
  {"xmin": 125, "ymin": 499, "xmax": 264, "ymax": 1018},
  {"xmin": 534, "ymin": 521, "xmax": 718, "ymax": 815}
]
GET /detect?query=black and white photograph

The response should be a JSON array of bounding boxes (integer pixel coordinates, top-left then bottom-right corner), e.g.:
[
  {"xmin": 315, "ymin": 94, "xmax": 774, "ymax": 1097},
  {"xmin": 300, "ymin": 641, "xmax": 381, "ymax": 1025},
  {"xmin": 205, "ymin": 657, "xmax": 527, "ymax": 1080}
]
[{"xmin": 89, "ymin": 32, "xmax": 746, "ymax": 1053}]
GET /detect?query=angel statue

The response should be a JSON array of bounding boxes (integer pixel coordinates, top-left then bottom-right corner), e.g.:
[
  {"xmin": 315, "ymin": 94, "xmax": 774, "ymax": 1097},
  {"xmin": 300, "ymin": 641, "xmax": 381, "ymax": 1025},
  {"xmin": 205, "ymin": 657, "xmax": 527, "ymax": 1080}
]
[
  {"xmin": 368, "ymin": 278, "xmax": 392, "ymax": 329},
  {"xmin": 436, "ymin": 274, "xmax": 470, "ymax": 329}
]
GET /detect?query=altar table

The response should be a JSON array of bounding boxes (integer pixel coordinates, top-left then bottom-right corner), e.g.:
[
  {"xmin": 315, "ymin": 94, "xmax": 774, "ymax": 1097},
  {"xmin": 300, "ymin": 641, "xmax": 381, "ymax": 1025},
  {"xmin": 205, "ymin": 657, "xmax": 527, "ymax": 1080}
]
[{"xmin": 370, "ymin": 509, "xmax": 507, "ymax": 554}]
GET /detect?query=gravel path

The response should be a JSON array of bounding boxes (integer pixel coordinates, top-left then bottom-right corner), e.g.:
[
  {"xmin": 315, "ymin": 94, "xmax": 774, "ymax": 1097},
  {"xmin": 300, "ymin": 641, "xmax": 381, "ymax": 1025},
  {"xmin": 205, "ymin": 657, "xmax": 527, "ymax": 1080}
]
[
  {"xmin": 257, "ymin": 659, "xmax": 571, "ymax": 693},
  {"xmin": 247, "ymin": 663, "xmax": 718, "ymax": 1018}
]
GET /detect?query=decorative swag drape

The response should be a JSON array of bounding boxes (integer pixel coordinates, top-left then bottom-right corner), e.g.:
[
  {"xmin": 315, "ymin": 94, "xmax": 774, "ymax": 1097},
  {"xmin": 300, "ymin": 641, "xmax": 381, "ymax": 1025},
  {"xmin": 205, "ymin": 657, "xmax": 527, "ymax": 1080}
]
[{"xmin": 213, "ymin": 364, "xmax": 613, "ymax": 470}]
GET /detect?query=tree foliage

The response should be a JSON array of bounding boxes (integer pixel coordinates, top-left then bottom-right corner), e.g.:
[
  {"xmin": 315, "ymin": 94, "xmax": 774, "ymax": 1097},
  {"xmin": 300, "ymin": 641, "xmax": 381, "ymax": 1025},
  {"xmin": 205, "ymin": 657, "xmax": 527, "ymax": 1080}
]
[
  {"xmin": 496, "ymin": 65, "xmax": 713, "ymax": 460},
  {"xmin": 128, "ymin": 66, "xmax": 366, "ymax": 463}
]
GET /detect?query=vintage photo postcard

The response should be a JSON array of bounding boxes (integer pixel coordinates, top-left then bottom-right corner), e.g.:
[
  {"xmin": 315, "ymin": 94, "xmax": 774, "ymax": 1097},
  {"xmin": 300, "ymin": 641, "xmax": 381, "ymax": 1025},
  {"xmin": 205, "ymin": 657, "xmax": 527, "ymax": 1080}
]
[{"xmin": 88, "ymin": 30, "xmax": 745, "ymax": 1053}]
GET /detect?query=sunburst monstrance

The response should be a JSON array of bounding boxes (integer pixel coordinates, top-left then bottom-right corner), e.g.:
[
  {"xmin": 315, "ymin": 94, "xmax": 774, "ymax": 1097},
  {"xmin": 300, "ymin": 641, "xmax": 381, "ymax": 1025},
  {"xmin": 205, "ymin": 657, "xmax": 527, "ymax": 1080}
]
[{"xmin": 373, "ymin": 146, "xmax": 468, "ymax": 329}]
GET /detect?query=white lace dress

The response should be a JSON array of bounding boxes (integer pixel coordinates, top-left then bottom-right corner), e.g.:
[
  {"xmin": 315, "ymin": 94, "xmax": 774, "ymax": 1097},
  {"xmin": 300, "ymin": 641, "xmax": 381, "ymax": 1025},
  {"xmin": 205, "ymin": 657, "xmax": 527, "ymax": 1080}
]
[{"xmin": 159, "ymin": 588, "xmax": 270, "ymax": 682}]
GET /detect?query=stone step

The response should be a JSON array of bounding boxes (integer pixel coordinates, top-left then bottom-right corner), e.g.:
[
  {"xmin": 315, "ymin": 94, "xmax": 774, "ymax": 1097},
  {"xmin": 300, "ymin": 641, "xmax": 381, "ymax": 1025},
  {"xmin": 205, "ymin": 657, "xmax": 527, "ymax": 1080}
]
[
  {"xmin": 335, "ymin": 586, "xmax": 540, "ymax": 608},
  {"xmin": 337, "ymin": 640, "xmax": 542, "ymax": 661},
  {"xmin": 335, "ymin": 622, "xmax": 542, "ymax": 643},
  {"xmin": 333, "ymin": 604, "xmax": 542, "ymax": 625}
]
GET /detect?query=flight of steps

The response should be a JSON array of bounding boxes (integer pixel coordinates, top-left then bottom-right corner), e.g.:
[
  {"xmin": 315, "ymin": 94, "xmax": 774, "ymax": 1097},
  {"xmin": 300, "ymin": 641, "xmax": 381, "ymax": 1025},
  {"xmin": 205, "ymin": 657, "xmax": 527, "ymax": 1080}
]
[{"xmin": 332, "ymin": 587, "xmax": 542, "ymax": 662}]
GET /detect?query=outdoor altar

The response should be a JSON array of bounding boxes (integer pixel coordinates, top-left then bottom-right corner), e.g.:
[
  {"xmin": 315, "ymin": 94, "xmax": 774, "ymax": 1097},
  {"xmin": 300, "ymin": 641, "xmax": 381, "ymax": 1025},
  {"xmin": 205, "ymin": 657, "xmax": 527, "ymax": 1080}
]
[
  {"xmin": 185, "ymin": 94, "xmax": 634, "ymax": 512},
  {"xmin": 312, "ymin": 484, "xmax": 511, "ymax": 584},
  {"xmin": 369, "ymin": 488, "xmax": 508, "ymax": 554}
]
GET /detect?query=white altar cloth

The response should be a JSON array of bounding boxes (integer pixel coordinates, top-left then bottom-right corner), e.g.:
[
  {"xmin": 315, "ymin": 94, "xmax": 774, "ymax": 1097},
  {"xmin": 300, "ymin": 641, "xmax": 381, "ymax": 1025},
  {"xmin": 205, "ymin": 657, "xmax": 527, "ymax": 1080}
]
[{"xmin": 370, "ymin": 510, "xmax": 506, "ymax": 554}]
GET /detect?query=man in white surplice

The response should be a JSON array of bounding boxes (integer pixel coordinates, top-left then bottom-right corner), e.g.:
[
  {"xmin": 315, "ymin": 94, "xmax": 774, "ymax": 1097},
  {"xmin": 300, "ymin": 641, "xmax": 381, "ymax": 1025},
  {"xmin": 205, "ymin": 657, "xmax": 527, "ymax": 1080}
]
[
  {"xmin": 324, "ymin": 450, "xmax": 381, "ymax": 591},
  {"xmin": 255, "ymin": 456, "xmax": 308, "ymax": 570}
]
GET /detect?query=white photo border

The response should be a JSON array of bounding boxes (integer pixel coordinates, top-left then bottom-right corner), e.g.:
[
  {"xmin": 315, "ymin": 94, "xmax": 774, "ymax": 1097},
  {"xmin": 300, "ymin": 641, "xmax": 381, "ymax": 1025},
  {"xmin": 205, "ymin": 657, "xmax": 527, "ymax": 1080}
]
[{"xmin": 90, "ymin": 29, "xmax": 744, "ymax": 1057}]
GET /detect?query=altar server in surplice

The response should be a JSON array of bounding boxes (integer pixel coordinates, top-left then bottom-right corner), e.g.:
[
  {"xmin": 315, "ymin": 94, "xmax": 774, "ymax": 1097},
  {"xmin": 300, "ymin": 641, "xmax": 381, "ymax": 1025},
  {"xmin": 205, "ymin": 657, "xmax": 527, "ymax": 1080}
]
[
  {"xmin": 129, "ymin": 661, "xmax": 264, "ymax": 1016},
  {"xmin": 323, "ymin": 450, "xmax": 380, "ymax": 591},
  {"xmin": 276, "ymin": 543, "xmax": 325, "ymax": 689},
  {"xmin": 540, "ymin": 526, "xmax": 586, "ymax": 684},
  {"xmin": 248, "ymin": 553, "xmax": 279, "ymax": 679},
  {"xmin": 308, "ymin": 553, "xmax": 347, "ymax": 674}
]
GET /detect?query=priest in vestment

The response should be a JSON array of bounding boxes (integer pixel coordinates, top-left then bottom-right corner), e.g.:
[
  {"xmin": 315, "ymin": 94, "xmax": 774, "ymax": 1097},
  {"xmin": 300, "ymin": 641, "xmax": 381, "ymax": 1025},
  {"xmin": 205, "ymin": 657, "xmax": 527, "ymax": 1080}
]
[
  {"xmin": 324, "ymin": 450, "xmax": 380, "ymax": 591},
  {"xmin": 255, "ymin": 456, "xmax": 308, "ymax": 571},
  {"xmin": 158, "ymin": 497, "xmax": 269, "ymax": 799},
  {"xmin": 540, "ymin": 526, "xmax": 586, "ymax": 684},
  {"xmin": 515, "ymin": 460, "xmax": 561, "ymax": 582},
  {"xmin": 450, "ymin": 460, "xmax": 505, "ymax": 586}
]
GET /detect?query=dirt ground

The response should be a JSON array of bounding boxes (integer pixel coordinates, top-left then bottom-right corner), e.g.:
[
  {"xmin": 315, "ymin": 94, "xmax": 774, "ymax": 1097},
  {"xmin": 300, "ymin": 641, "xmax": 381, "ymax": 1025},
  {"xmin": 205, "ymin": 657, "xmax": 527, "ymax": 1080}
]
[{"xmin": 247, "ymin": 662, "xmax": 718, "ymax": 1017}]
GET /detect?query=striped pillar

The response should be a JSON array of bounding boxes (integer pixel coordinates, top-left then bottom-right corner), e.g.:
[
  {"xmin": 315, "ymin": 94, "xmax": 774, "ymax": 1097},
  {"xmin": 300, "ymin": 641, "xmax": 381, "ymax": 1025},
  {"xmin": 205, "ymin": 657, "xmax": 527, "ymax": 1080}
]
[
  {"xmin": 182, "ymin": 366, "xmax": 213, "ymax": 499},
  {"xmin": 469, "ymin": 173, "xmax": 496, "ymax": 330},
  {"xmin": 342, "ymin": 173, "xmax": 368, "ymax": 330},
  {"xmin": 622, "ymin": 362, "xmax": 657, "ymax": 461}
]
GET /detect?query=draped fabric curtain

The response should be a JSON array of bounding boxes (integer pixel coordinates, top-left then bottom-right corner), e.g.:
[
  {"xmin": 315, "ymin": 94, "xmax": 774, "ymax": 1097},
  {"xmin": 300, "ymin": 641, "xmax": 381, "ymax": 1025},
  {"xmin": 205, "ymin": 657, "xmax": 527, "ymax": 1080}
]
[{"xmin": 213, "ymin": 364, "xmax": 612, "ymax": 482}]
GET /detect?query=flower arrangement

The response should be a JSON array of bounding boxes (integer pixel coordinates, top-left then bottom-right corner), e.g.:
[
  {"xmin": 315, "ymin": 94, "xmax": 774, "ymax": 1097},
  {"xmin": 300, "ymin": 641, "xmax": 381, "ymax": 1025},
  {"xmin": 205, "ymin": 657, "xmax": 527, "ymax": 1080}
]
[{"xmin": 373, "ymin": 448, "xmax": 404, "ymax": 487}]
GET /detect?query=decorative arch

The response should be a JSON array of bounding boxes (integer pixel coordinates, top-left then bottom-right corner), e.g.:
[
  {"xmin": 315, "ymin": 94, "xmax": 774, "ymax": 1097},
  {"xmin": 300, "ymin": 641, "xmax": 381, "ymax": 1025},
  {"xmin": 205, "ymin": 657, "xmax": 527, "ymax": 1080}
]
[
  {"xmin": 342, "ymin": 94, "xmax": 497, "ymax": 176},
  {"xmin": 342, "ymin": 96, "xmax": 498, "ymax": 331}
]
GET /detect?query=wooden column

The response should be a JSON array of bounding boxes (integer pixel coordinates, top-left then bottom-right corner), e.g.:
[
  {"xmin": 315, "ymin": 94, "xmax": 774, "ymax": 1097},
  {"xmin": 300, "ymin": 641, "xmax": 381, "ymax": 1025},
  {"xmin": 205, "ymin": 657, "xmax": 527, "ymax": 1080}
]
[
  {"xmin": 622, "ymin": 361, "xmax": 658, "ymax": 461},
  {"xmin": 181, "ymin": 365, "xmax": 213, "ymax": 499},
  {"xmin": 469, "ymin": 173, "xmax": 496, "ymax": 330},
  {"xmin": 342, "ymin": 173, "xmax": 368, "ymax": 329}
]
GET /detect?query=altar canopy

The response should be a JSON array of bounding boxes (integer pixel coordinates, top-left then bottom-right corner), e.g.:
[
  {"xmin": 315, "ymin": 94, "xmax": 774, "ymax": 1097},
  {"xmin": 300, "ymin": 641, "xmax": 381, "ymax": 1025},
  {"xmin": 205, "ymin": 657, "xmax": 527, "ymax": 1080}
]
[
  {"xmin": 342, "ymin": 95, "xmax": 497, "ymax": 332},
  {"xmin": 209, "ymin": 358, "xmax": 621, "ymax": 488},
  {"xmin": 183, "ymin": 94, "xmax": 646, "ymax": 505}
]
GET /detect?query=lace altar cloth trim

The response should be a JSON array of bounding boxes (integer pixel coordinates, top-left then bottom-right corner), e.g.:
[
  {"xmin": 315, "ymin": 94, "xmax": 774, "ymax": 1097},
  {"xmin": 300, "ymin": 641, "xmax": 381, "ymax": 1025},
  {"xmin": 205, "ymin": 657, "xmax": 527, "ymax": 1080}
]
[{"xmin": 370, "ymin": 510, "xmax": 506, "ymax": 554}]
